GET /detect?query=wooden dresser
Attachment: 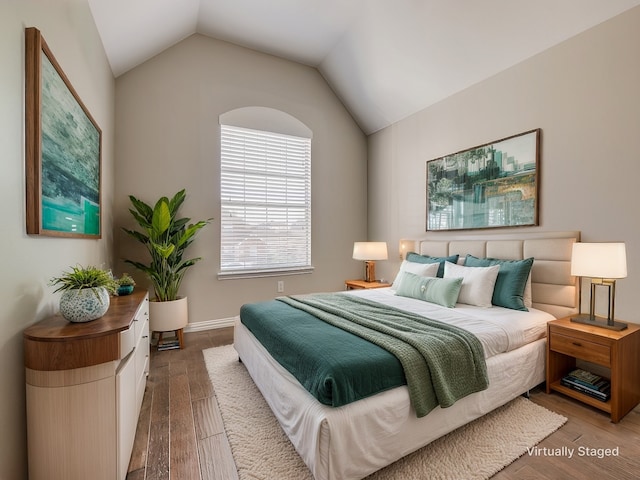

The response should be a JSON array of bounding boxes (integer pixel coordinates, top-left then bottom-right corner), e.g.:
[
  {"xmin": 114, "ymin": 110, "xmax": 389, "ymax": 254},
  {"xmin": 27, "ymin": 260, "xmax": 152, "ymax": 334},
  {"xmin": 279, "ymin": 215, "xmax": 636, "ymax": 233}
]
[{"xmin": 24, "ymin": 290, "xmax": 150, "ymax": 480}]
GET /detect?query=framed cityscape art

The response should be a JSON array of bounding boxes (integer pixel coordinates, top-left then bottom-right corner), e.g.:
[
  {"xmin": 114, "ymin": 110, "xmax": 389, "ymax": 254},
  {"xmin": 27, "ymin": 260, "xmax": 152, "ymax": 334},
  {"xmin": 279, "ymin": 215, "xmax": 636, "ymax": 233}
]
[
  {"xmin": 25, "ymin": 27, "xmax": 102, "ymax": 238},
  {"xmin": 426, "ymin": 129, "xmax": 540, "ymax": 231}
]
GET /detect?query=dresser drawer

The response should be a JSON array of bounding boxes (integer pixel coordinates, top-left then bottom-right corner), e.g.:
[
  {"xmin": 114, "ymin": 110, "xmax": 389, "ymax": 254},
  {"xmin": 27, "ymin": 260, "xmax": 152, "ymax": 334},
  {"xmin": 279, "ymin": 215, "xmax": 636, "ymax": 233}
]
[
  {"xmin": 119, "ymin": 326, "xmax": 135, "ymax": 359},
  {"xmin": 133, "ymin": 295, "xmax": 149, "ymax": 342},
  {"xmin": 549, "ymin": 332, "xmax": 610, "ymax": 366}
]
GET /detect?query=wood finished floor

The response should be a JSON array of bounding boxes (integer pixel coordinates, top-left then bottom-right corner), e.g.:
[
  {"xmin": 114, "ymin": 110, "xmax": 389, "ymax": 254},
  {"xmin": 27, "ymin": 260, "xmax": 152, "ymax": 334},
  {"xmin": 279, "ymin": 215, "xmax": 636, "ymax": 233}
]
[{"xmin": 127, "ymin": 328, "xmax": 640, "ymax": 479}]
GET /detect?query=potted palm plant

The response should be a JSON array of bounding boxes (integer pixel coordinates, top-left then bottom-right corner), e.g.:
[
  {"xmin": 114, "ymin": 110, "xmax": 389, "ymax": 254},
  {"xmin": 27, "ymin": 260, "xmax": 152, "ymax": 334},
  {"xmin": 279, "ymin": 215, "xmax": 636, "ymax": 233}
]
[
  {"xmin": 122, "ymin": 189, "xmax": 210, "ymax": 342},
  {"xmin": 50, "ymin": 265, "xmax": 118, "ymax": 322}
]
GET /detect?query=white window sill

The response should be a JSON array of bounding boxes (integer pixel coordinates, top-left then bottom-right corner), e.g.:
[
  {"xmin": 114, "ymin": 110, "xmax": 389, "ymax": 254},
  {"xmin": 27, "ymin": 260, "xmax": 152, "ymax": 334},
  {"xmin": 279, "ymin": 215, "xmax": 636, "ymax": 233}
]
[{"xmin": 217, "ymin": 266, "xmax": 314, "ymax": 280}]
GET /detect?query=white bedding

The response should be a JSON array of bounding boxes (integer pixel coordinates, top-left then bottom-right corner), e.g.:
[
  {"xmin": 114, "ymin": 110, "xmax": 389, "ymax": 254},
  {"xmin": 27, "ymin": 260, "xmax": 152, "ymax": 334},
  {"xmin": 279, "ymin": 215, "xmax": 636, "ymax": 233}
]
[
  {"xmin": 347, "ymin": 287, "xmax": 554, "ymax": 357},
  {"xmin": 234, "ymin": 290, "xmax": 553, "ymax": 480}
]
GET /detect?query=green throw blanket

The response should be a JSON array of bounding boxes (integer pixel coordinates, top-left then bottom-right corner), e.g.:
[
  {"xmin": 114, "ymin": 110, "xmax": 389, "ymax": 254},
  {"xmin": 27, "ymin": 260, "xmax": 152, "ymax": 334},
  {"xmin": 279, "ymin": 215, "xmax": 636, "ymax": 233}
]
[{"xmin": 278, "ymin": 293, "xmax": 488, "ymax": 417}]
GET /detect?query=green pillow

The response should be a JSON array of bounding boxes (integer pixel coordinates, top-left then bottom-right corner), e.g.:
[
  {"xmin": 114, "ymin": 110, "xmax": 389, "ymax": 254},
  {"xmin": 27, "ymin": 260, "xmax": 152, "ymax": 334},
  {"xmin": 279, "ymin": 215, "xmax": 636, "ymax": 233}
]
[
  {"xmin": 405, "ymin": 252, "xmax": 460, "ymax": 278},
  {"xmin": 395, "ymin": 272, "xmax": 463, "ymax": 308},
  {"xmin": 464, "ymin": 255, "xmax": 534, "ymax": 311}
]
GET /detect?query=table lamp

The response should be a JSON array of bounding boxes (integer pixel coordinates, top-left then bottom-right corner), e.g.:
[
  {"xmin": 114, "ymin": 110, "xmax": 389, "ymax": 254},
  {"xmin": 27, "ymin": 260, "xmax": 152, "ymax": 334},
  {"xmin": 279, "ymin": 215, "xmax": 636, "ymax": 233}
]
[
  {"xmin": 353, "ymin": 242, "xmax": 388, "ymax": 283},
  {"xmin": 570, "ymin": 242, "xmax": 627, "ymax": 331}
]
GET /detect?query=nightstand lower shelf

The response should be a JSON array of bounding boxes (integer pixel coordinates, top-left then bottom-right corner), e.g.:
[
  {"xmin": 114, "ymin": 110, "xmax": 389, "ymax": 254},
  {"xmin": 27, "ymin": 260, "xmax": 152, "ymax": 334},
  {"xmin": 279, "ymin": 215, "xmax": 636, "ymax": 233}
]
[{"xmin": 548, "ymin": 380, "xmax": 612, "ymax": 414}]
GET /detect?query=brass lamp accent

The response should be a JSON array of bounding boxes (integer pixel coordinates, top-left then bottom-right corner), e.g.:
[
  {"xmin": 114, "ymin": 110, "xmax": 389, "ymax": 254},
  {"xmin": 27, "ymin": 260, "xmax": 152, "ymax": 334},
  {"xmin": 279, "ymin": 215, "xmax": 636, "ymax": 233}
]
[
  {"xmin": 570, "ymin": 242, "xmax": 627, "ymax": 331},
  {"xmin": 353, "ymin": 242, "xmax": 388, "ymax": 282}
]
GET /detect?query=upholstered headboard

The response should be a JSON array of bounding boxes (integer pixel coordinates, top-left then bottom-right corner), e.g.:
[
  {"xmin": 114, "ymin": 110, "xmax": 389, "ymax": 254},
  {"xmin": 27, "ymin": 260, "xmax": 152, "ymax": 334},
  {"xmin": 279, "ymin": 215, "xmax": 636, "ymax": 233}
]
[{"xmin": 412, "ymin": 231, "xmax": 580, "ymax": 319}]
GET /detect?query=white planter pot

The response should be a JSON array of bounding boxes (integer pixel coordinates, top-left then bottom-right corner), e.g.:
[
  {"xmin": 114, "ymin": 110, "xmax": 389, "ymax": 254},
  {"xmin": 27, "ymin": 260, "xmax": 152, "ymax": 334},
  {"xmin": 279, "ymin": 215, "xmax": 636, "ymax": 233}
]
[
  {"xmin": 149, "ymin": 296, "xmax": 189, "ymax": 332},
  {"xmin": 59, "ymin": 287, "xmax": 110, "ymax": 323}
]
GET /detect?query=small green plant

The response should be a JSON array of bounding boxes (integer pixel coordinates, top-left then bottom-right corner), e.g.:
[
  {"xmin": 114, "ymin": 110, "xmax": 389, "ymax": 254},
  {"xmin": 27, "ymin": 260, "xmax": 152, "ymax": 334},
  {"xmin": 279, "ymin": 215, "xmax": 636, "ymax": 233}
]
[
  {"xmin": 116, "ymin": 273, "xmax": 136, "ymax": 287},
  {"xmin": 50, "ymin": 265, "xmax": 118, "ymax": 297}
]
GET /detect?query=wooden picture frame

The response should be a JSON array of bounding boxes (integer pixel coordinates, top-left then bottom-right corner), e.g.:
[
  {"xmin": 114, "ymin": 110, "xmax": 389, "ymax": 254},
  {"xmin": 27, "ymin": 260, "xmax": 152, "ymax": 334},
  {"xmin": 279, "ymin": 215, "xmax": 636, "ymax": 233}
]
[
  {"xmin": 426, "ymin": 129, "xmax": 540, "ymax": 231},
  {"xmin": 25, "ymin": 27, "xmax": 102, "ymax": 238}
]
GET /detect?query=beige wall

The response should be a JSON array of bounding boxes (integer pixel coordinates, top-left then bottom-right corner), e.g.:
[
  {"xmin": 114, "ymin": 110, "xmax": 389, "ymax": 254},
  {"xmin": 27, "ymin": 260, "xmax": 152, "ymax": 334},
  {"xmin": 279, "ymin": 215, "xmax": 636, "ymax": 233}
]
[
  {"xmin": 368, "ymin": 7, "xmax": 640, "ymax": 322},
  {"xmin": 0, "ymin": 1, "xmax": 115, "ymax": 478},
  {"xmin": 114, "ymin": 34, "xmax": 368, "ymax": 325}
]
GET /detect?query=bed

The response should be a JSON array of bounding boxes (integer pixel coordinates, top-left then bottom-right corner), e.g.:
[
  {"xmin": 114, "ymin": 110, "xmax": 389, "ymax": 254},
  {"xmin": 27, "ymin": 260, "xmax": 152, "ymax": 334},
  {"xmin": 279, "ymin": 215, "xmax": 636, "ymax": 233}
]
[{"xmin": 234, "ymin": 231, "xmax": 579, "ymax": 480}]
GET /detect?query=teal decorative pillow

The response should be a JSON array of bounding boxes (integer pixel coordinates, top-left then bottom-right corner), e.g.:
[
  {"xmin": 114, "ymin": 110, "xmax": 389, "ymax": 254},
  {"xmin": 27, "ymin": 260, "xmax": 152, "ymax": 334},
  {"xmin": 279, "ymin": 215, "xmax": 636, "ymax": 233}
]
[
  {"xmin": 464, "ymin": 255, "xmax": 534, "ymax": 311},
  {"xmin": 395, "ymin": 272, "xmax": 463, "ymax": 308},
  {"xmin": 405, "ymin": 252, "xmax": 460, "ymax": 278}
]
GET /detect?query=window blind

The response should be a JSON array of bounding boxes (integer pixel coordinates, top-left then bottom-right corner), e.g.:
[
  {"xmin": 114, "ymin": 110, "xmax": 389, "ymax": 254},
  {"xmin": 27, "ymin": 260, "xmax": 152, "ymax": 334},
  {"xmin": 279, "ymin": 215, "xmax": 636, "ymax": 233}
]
[{"xmin": 220, "ymin": 125, "xmax": 312, "ymax": 276}]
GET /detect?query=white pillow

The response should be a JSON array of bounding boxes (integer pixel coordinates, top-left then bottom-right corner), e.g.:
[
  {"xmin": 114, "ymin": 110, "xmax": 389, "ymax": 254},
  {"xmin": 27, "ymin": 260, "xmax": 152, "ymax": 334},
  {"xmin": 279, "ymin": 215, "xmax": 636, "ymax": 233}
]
[
  {"xmin": 443, "ymin": 261, "xmax": 500, "ymax": 307},
  {"xmin": 391, "ymin": 261, "xmax": 439, "ymax": 290}
]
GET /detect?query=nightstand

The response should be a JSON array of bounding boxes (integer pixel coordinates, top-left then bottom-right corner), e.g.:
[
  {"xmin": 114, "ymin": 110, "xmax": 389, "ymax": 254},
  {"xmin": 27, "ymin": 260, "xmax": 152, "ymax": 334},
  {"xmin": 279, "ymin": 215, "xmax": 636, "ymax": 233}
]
[
  {"xmin": 546, "ymin": 316, "xmax": 640, "ymax": 422},
  {"xmin": 345, "ymin": 279, "xmax": 391, "ymax": 290}
]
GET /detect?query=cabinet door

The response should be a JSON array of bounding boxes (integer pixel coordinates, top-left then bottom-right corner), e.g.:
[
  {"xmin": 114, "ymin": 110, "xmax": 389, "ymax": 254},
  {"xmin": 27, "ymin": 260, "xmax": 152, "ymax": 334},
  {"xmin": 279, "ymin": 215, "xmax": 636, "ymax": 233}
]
[
  {"xmin": 26, "ymin": 376, "xmax": 117, "ymax": 480},
  {"xmin": 116, "ymin": 352, "xmax": 136, "ymax": 480}
]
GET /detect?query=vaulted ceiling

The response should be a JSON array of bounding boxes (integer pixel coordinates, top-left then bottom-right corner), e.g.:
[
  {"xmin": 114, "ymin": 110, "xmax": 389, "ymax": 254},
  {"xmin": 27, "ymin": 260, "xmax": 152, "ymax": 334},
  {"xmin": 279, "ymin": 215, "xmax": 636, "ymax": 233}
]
[{"xmin": 88, "ymin": 0, "xmax": 640, "ymax": 134}]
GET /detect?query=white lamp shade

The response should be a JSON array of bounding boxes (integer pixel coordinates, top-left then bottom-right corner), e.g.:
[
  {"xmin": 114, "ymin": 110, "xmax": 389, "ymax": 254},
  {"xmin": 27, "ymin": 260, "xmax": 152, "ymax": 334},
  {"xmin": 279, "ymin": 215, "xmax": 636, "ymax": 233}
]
[
  {"xmin": 352, "ymin": 242, "xmax": 388, "ymax": 261},
  {"xmin": 571, "ymin": 242, "xmax": 627, "ymax": 279}
]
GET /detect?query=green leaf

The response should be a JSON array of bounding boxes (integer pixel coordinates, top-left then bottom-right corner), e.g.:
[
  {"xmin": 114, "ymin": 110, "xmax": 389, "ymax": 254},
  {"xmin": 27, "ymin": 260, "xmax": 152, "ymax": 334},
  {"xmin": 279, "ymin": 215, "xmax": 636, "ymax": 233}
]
[
  {"xmin": 129, "ymin": 195, "xmax": 153, "ymax": 220},
  {"xmin": 152, "ymin": 242, "xmax": 175, "ymax": 259},
  {"xmin": 168, "ymin": 189, "xmax": 186, "ymax": 215},
  {"xmin": 122, "ymin": 228, "xmax": 149, "ymax": 244},
  {"xmin": 128, "ymin": 209, "xmax": 151, "ymax": 229},
  {"xmin": 151, "ymin": 200, "xmax": 171, "ymax": 236}
]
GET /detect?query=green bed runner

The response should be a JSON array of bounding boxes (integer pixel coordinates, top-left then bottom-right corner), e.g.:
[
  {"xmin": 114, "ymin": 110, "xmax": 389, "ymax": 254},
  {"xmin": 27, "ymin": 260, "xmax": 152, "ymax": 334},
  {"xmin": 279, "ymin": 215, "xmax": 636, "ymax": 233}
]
[{"xmin": 240, "ymin": 293, "xmax": 488, "ymax": 417}]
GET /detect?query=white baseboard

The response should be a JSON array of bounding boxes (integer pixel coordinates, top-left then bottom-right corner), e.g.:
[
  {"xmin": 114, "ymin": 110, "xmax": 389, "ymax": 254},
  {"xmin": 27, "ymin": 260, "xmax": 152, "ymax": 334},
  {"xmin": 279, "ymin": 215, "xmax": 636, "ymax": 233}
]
[{"xmin": 184, "ymin": 316, "xmax": 238, "ymax": 332}]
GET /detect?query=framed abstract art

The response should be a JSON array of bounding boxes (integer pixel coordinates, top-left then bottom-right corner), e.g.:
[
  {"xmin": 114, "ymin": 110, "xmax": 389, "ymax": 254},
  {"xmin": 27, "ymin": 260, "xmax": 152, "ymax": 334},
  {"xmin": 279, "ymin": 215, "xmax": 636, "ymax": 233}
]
[
  {"xmin": 426, "ymin": 129, "xmax": 540, "ymax": 231},
  {"xmin": 25, "ymin": 27, "xmax": 102, "ymax": 238}
]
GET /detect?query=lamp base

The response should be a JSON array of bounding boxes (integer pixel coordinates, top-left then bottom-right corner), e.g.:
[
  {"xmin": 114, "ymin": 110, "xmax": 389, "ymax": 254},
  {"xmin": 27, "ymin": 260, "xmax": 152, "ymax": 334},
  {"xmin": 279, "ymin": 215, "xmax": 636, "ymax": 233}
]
[
  {"xmin": 570, "ymin": 314, "xmax": 628, "ymax": 331},
  {"xmin": 364, "ymin": 260, "xmax": 376, "ymax": 283}
]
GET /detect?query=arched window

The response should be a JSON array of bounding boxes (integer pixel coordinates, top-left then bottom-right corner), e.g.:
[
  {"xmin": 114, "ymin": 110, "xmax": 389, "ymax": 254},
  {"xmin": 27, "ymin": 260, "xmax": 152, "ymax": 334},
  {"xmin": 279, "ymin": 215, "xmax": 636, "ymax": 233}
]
[{"xmin": 219, "ymin": 107, "xmax": 313, "ymax": 278}]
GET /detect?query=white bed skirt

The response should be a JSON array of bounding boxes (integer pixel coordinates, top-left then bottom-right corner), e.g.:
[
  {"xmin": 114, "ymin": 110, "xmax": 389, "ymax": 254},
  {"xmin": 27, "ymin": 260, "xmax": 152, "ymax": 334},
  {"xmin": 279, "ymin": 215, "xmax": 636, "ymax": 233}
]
[{"xmin": 234, "ymin": 319, "xmax": 546, "ymax": 480}]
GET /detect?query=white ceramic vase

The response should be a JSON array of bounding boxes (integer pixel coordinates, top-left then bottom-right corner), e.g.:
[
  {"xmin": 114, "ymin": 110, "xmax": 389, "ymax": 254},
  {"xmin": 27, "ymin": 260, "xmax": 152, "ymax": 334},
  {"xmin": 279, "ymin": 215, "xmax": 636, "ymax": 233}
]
[
  {"xmin": 149, "ymin": 296, "xmax": 188, "ymax": 332},
  {"xmin": 59, "ymin": 287, "xmax": 111, "ymax": 323}
]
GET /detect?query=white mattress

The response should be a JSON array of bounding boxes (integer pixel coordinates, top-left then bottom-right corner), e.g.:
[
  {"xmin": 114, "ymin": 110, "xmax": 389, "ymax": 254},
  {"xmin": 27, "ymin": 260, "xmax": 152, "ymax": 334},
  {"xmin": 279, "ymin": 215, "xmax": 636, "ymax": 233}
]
[{"xmin": 234, "ymin": 294, "xmax": 551, "ymax": 480}]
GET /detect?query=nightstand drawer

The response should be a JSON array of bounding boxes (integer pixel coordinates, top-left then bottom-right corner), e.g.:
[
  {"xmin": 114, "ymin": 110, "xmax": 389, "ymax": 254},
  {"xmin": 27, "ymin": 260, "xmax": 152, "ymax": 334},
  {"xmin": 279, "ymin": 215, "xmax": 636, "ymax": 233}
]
[{"xmin": 549, "ymin": 332, "xmax": 610, "ymax": 366}]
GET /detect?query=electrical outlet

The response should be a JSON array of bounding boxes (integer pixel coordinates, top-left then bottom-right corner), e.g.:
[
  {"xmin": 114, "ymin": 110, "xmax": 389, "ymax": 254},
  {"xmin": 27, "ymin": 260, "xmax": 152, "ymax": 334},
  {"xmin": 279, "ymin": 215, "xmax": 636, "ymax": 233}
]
[{"xmin": 277, "ymin": 280, "xmax": 284, "ymax": 293}]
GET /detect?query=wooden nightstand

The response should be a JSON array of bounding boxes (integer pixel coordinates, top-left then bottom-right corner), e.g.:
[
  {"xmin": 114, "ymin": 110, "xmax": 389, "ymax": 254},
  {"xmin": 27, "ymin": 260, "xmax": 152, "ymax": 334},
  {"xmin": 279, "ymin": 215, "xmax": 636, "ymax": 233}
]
[
  {"xmin": 345, "ymin": 279, "xmax": 391, "ymax": 290},
  {"xmin": 546, "ymin": 316, "xmax": 640, "ymax": 422}
]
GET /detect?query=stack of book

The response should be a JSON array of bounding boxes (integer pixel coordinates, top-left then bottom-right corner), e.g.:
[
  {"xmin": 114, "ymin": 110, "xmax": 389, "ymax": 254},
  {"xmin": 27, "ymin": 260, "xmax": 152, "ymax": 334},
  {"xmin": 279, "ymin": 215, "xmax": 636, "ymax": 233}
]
[
  {"xmin": 561, "ymin": 368, "xmax": 611, "ymax": 402},
  {"xmin": 156, "ymin": 333, "xmax": 180, "ymax": 351}
]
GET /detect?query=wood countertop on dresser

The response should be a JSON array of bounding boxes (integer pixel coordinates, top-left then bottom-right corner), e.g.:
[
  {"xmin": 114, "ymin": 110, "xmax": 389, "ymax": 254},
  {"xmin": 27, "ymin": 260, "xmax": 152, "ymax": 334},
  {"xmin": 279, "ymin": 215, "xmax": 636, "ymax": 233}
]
[{"xmin": 24, "ymin": 289, "xmax": 148, "ymax": 371}]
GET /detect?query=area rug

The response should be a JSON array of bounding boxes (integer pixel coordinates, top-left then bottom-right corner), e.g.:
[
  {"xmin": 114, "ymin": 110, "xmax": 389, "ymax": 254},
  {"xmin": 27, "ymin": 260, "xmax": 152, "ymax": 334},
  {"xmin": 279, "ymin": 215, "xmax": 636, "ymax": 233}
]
[{"xmin": 203, "ymin": 345, "xmax": 567, "ymax": 480}]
